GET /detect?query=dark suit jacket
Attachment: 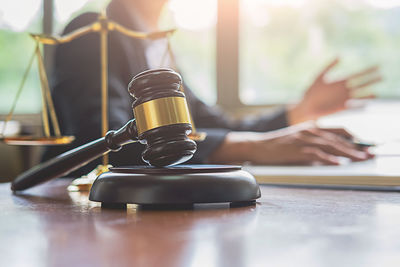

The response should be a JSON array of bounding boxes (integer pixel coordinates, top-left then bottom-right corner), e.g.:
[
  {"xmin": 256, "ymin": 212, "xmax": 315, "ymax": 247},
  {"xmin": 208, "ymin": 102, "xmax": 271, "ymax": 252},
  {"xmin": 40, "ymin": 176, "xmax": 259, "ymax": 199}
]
[{"xmin": 42, "ymin": 0, "xmax": 288, "ymax": 176}]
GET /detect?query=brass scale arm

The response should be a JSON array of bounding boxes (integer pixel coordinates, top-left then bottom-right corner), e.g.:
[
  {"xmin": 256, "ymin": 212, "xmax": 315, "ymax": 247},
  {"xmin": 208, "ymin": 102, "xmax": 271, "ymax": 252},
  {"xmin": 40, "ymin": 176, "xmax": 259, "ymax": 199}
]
[
  {"xmin": 3, "ymin": 14, "xmax": 203, "ymax": 151},
  {"xmin": 30, "ymin": 18, "xmax": 177, "ymax": 44}
]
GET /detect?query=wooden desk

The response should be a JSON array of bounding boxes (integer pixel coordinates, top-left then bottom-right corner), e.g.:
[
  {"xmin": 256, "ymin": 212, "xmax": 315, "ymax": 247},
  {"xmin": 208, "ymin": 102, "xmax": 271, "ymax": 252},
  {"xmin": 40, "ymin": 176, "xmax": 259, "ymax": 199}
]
[{"xmin": 1, "ymin": 180, "xmax": 400, "ymax": 267}]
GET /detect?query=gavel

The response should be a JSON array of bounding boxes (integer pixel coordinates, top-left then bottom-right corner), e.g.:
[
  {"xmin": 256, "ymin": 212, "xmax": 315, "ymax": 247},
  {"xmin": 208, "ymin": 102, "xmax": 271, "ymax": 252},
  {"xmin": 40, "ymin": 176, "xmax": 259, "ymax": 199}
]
[{"xmin": 11, "ymin": 69, "xmax": 197, "ymax": 191}]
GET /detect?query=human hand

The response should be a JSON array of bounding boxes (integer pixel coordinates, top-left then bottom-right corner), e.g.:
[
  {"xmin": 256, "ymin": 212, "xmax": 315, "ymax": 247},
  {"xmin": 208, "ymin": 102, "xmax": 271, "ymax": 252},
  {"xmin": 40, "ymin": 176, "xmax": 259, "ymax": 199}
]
[
  {"xmin": 208, "ymin": 123, "xmax": 374, "ymax": 165},
  {"xmin": 288, "ymin": 58, "xmax": 382, "ymax": 125}
]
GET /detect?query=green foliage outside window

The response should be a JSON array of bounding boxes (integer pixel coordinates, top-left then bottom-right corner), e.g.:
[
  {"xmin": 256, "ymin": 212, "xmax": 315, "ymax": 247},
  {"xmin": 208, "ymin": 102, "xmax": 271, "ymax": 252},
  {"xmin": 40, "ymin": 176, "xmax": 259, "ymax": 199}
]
[{"xmin": 240, "ymin": 0, "xmax": 400, "ymax": 104}]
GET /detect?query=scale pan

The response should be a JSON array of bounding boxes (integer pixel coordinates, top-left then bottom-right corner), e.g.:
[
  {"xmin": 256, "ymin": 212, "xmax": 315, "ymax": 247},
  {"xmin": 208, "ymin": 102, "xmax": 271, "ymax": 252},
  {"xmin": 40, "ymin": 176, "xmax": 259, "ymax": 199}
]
[{"xmin": 1, "ymin": 135, "xmax": 75, "ymax": 146}]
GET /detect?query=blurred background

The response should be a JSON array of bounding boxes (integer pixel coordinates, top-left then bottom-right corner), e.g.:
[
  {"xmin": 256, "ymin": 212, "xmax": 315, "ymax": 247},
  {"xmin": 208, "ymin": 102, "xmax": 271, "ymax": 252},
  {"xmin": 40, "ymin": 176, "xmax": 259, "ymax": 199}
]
[
  {"xmin": 0, "ymin": 0, "xmax": 399, "ymax": 179},
  {"xmin": 1, "ymin": 0, "xmax": 399, "ymax": 111}
]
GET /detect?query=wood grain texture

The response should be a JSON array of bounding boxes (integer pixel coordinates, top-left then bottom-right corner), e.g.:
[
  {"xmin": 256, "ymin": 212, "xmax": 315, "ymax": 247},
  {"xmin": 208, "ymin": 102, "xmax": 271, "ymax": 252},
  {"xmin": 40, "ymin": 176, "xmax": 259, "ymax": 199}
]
[{"xmin": 1, "ymin": 180, "xmax": 400, "ymax": 267}]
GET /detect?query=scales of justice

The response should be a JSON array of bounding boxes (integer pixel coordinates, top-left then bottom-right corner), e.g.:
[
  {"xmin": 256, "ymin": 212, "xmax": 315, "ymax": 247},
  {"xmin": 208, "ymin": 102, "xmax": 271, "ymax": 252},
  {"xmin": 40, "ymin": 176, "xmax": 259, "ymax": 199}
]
[{"xmin": 3, "ymin": 12, "xmax": 260, "ymax": 208}]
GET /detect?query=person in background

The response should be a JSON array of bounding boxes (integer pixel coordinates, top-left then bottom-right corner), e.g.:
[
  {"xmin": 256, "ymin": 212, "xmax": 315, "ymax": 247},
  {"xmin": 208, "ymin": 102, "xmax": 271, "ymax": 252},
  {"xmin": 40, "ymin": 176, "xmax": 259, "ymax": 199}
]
[{"xmin": 43, "ymin": 0, "xmax": 380, "ymax": 175}]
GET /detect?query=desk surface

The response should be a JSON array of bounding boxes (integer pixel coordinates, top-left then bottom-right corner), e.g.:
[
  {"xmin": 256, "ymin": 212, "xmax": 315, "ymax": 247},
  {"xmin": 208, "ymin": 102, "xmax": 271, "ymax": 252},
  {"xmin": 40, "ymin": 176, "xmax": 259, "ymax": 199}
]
[{"xmin": 1, "ymin": 180, "xmax": 400, "ymax": 267}]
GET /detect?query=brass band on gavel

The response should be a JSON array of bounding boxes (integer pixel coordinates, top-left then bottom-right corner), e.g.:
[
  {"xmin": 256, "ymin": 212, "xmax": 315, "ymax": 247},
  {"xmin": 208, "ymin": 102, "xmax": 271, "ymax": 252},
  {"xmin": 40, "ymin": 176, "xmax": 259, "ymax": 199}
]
[{"xmin": 134, "ymin": 97, "xmax": 191, "ymax": 135}]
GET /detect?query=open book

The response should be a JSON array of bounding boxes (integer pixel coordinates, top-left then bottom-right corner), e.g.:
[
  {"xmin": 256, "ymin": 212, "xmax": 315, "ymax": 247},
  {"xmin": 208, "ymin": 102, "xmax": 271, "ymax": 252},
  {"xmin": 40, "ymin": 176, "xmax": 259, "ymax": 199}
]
[
  {"xmin": 244, "ymin": 101, "xmax": 400, "ymax": 188},
  {"xmin": 244, "ymin": 156, "xmax": 400, "ymax": 187}
]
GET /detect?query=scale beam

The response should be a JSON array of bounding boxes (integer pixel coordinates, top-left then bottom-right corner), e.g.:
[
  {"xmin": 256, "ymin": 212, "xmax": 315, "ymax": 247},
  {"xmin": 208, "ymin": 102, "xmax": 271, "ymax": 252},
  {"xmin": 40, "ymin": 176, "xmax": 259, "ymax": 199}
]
[{"xmin": 2, "ymin": 12, "xmax": 205, "ymax": 149}]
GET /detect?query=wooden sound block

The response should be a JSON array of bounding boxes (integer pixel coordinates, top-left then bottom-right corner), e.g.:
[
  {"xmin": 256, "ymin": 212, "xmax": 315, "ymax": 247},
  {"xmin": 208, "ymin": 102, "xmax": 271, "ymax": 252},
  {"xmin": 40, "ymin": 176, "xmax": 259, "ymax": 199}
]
[{"xmin": 89, "ymin": 165, "xmax": 261, "ymax": 208}]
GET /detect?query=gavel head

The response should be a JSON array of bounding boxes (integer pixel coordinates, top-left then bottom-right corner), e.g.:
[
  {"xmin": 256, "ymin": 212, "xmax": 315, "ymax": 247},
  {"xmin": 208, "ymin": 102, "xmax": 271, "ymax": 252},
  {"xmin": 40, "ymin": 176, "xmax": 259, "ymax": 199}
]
[{"xmin": 128, "ymin": 69, "xmax": 197, "ymax": 167}]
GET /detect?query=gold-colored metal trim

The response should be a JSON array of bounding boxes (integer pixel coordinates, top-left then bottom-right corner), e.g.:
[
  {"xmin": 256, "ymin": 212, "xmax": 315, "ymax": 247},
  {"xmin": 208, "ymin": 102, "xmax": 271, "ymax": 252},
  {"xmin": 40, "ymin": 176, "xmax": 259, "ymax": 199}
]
[
  {"xmin": 1, "ymin": 136, "xmax": 75, "ymax": 146},
  {"xmin": 134, "ymin": 97, "xmax": 191, "ymax": 135},
  {"xmin": 99, "ymin": 14, "xmax": 109, "ymax": 166},
  {"xmin": 188, "ymin": 132, "xmax": 207, "ymax": 142},
  {"xmin": 29, "ymin": 21, "xmax": 175, "ymax": 45}
]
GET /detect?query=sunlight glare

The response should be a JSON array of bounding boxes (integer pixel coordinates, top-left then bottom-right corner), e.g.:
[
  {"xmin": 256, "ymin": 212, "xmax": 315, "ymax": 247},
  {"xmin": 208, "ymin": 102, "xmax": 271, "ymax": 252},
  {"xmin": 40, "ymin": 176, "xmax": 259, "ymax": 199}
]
[
  {"xmin": 0, "ymin": 0, "xmax": 41, "ymax": 31},
  {"xmin": 168, "ymin": 0, "xmax": 217, "ymax": 31},
  {"xmin": 367, "ymin": 0, "xmax": 400, "ymax": 9},
  {"xmin": 249, "ymin": 0, "xmax": 308, "ymax": 8},
  {"xmin": 54, "ymin": 0, "xmax": 90, "ymax": 23},
  {"xmin": 242, "ymin": 0, "xmax": 309, "ymax": 27},
  {"xmin": 242, "ymin": 1, "xmax": 270, "ymax": 27}
]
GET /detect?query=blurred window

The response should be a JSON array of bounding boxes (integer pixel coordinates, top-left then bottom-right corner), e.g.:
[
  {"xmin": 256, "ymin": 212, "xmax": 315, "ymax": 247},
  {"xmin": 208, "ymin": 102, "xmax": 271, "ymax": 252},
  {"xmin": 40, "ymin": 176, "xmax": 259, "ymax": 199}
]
[
  {"xmin": 2, "ymin": 0, "xmax": 398, "ymax": 114},
  {"xmin": 53, "ymin": 0, "xmax": 110, "ymax": 33},
  {"xmin": 0, "ymin": 0, "xmax": 42, "ymax": 113},
  {"xmin": 54, "ymin": 0, "xmax": 218, "ymax": 104},
  {"xmin": 239, "ymin": 0, "xmax": 400, "ymax": 105},
  {"xmin": 161, "ymin": 0, "xmax": 217, "ymax": 104}
]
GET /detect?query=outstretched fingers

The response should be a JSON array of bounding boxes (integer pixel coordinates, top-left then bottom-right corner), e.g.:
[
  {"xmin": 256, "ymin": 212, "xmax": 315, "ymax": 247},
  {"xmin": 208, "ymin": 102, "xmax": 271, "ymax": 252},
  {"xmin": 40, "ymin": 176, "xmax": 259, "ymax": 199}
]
[
  {"xmin": 342, "ymin": 66, "xmax": 382, "ymax": 95},
  {"xmin": 345, "ymin": 65, "xmax": 379, "ymax": 81},
  {"xmin": 349, "ymin": 76, "xmax": 383, "ymax": 91},
  {"xmin": 316, "ymin": 57, "xmax": 340, "ymax": 81}
]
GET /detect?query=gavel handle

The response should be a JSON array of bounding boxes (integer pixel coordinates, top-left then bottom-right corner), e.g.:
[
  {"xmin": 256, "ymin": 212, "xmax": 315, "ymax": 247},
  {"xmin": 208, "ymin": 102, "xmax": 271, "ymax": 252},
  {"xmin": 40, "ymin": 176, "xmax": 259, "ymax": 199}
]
[{"xmin": 11, "ymin": 119, "xmax": 138, "ymax": 191}]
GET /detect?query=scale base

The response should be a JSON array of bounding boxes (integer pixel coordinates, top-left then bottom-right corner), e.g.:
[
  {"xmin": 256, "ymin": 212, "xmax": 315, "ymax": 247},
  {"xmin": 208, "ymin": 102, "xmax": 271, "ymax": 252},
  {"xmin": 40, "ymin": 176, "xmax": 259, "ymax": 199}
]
[{"xmin": 89, "ymin": 165, "xmax": 261, "ymax": 208}]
